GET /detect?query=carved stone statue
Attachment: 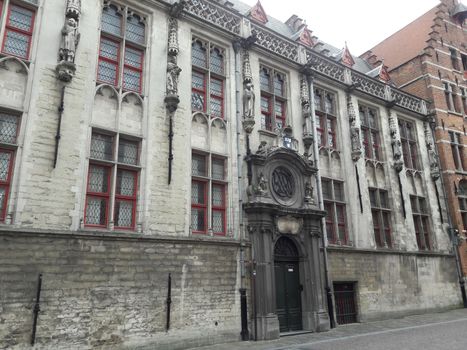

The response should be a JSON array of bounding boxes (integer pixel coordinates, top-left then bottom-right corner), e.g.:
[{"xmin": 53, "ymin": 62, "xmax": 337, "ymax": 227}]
[
  {"xmin": 59, "ymin": 18, "xmax": 80, "ymax": 63},
  {"xmin": 243, "ymin": 82, "xmax": 255, "ymax": 118},
  {"xmin": 256, "ymin": 141, "xmax": 267, "ymax": 155},
  {"xmin": 304, "ymin": 181, "xmax": 314, "ymax": 203},
  {"xmin": 257, "ymin": 173, "xmax": 268, "ymax": 194},
  {"xmin": 166, "ymin": 56, "xmax": 182, "ymax": 96}
]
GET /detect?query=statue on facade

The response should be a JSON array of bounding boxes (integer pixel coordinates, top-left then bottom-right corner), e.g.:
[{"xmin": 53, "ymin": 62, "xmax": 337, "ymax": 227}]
[
  {"xmin": 59, "ymin": 18, "xmax": 80, "ymax": 63},
  {"xmin": 257, "ymin": 173, "xmax": 268, "ymax": 194},
  {"xmin": 243, "ymin": 82, "xmax": 255, "ymax": 118},
  {"xmin": 166, "ymin": 56, "xmax": 182, "ymax": 96},
  {"xmin": 256, "ymin": 141, "xmax": 267, "ymax": 155},
  {"xmin": 304, "ymin": 181, "xmax": 314, "ymax": 203}
]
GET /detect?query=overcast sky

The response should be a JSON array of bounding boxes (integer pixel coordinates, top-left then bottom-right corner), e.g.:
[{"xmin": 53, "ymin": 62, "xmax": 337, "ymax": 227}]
[{"xmin": 241, "ymin": 0, "xmax": 440, "ymax": 55}]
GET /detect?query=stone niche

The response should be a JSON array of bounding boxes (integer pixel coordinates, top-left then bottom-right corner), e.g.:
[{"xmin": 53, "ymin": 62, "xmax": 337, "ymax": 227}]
[{"xmin": 244, "ymin": 146, "xmax": 330, "ymax": 340}]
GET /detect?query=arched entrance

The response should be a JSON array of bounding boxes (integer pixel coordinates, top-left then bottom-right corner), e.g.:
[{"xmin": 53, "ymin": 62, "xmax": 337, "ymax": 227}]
[{"xmin": 274, "ymin": 237, "xmax": 302, "ymax": 332}]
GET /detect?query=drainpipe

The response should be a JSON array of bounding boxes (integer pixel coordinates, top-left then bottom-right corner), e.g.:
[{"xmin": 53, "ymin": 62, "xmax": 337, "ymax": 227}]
[
  {"xmin": 233, "ymin": 39, "xmax": 249, "ymax": 339},
  {"xmin": 304, "ymin": 68, "xmax": 336, "ymax": 328}
]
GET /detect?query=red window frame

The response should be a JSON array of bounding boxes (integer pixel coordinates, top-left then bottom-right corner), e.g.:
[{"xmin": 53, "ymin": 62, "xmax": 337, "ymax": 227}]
[
  {"xmin": 399, "ymin": 120, "xmax": 419, "ymax": 170},
  {"xmin": 324, "ymin": 202, "xmax": 335, "ymax": 243},
  {"xmin": 326, "ymin": 116, "xmax": 336, "ymax": 149},
  {"xmin": 191, "ymin": 179, "xmax": 208, "ymax": 234},
  {"xmin": 114, "ymin": 168, "xmax": 138, "ymax": 230},
  {"xmin": 123, "ymin": 45, "xmax": 144, "ymax": 93},
  {"xmin": 261, "ymin": 95, "xmax": 273, "ymax": 131},
  {"xmin": 84, "ymin": 164, "xmax": 111, "ymax": 228},
  {"xmin": 0, "ymin": 148, "xmax": 14, "ymax": 222},
  {"xmin": 97, "ymin": 36, "xmax": 121, "ymax": 87},
  {"xmin": 2, "ymin": 3, "xmax": 35, "ymax": 60},
  {"xmin": 209, "ymin": 76, "xmax": 224, "ymax": 119},
  {"xmin": 211, "ymin": 183, "xmax": 226, "ymax": 235},
  {"xmin": 275, "ymin": 100, "xmax": 286, "ymax": 130},
  {"xmin": 192, "ymin": 69, "xmax": 207, "ymax": 113},
  {"xmin": 316, "ymin": 114, "xmax": 325, "ymax": 147}
]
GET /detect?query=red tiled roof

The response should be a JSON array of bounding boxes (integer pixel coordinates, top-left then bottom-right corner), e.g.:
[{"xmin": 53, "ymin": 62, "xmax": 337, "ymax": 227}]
[{"xmin": 365, "ymin": 6, "xmax": 438, "ymax": 70}]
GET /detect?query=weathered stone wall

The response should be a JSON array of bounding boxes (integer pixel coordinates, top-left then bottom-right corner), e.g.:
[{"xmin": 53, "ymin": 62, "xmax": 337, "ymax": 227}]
[
  {"xmin": 0, "ymin": 230, "xmax": 243, "ymax": 350},
  {"xmin": 329, "ymin": 248, "xmax": 461, "ymax": 322}
]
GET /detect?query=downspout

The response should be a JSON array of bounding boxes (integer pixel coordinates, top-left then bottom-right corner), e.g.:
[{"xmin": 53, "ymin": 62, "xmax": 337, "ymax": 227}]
[
  {"xmin": 304, "ymin": 69, "xmax": 336, "ymax": 328},
  {"xmin": 233, "ymin": 39, "xmax": 249, "ymax": 340}
]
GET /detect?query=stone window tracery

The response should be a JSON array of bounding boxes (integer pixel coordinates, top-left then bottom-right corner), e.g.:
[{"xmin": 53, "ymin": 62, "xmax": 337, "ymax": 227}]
[
  {"xmin": 0, "ymin": 1, "xmax": 36, "ymax": 60},
  {"xmin": 0, "ymin": 111, "xmax": 19, "ymax": 222},
  {"xmin": 259, "ymin": 66, "xmax": 287, "ymax": 131},
  {"xmin": 191, "ymin": 152, "xmax": 227, "ymax": 235},
  {"xmin": 97, "ymin": 3, "xmax": 146, "ymax": 93},
  {"xmin": 85, "ymin": 131, "xmax": 140, "ymax": 230},
  {"xmin": 191, "ymin": 38, "xmax": 225, "ymax": 119},
  {"xmin": 314, "ymin": 87, "xmax": 337, "ymax": 149},
  {"xmin": 359, "ymin": 104, "xmax": 381, "ymax": 160}
]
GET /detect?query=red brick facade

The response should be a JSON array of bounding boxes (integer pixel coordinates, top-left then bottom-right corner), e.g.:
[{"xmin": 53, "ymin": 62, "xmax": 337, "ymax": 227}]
[{"xmin": 364, "ymin": 0, "xmax": 467, "ymax": 279}]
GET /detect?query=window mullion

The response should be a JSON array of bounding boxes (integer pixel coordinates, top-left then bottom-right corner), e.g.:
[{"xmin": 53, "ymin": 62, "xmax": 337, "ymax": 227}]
[
  {"xmin": 208, "ymin": 154, "xmax": 212, "ymax": 234},
  {"xmin": 109, "ymin": 134, "xmax": 119, "ymax": 229}
]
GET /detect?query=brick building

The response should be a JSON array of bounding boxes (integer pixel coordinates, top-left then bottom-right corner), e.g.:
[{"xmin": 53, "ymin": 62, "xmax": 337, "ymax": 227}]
[
  {"xmin": 363, "ymin": 0, "xmax": 467, "ymax": 305},
  {"xmin": 0, "ymin": 0, "xmax": 463, "ymax": 349}
]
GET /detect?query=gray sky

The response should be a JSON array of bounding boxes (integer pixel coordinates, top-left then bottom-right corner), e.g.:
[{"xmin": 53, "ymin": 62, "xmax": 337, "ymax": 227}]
[{"xmin": 241, "ymin": 0, "xmax": 440, "ymax": 55}]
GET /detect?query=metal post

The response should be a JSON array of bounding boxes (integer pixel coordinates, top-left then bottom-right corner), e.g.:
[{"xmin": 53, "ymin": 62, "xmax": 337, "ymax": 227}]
[{"xmin": 239, "ymin": 288, "xmax": 249, "ymax": 340}]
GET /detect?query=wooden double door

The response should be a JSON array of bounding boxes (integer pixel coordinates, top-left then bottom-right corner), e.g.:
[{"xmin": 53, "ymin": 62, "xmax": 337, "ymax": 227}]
[{"xmin": 274, "ymin": 259, "xmax": 302, "ymax": 332}]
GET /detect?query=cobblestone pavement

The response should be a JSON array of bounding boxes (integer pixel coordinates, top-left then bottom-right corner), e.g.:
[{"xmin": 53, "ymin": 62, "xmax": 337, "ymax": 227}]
[{"xmin": 187, "ymin": 308, "xmax": 467, "ymax": 350}]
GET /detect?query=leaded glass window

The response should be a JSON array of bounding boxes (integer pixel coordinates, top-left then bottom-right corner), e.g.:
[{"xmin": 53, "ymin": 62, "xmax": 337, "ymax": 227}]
[
  {"xmin": 369, "ymin": 188, "xmax": 392, "ymax": 248},
  {"xmin": 0, "ymin": 113, "xmax": 19, "ymax": 144},
  {"xmin": 314, "ymin": 87, "xmax": 337, "ymax": 149},
  {"xmin": 260, "ymin": 65, "xmax": 287, "ymax": 132},
  {"xmin": 191, "ymin": 38, "xmax": 225, "ymax": 118},
  {"xmin": 2, "ymin": 4, "xmax": 35, "ymax": 59},
  {"xmin": 399, "ymin": 119, "xmax": 419, "ymax": 170},
  {"xmin": 98, "ymin": 5, "xmax": 146, "ymax": 93},
  {"xmin": 191, "ymin": 152, "xmax": 227, "ymax": 235},
  {"xmin": 322, "ymin": 178, "xmax": 348, "ymax": 245},
  {"xmin": 410, "ymin": 195, "xmax": 432, "ymax": 250},
  {"xmin": 359, "ymin": 104, "xmax": 381, "ymax": 160},
  {"xmin": 85, "ymin": 131, "xmax": 141, "ymax": 230}
]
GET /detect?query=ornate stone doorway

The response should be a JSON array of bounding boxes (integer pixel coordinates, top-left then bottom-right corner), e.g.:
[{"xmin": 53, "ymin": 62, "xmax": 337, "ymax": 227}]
[{"xmin": 274, "ymin": 237, "xmax": 302, "ymax": 332}]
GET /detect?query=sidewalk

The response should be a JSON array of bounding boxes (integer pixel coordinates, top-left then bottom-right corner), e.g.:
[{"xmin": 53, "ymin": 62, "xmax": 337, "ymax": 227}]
[{"xmin": 187, "ymin": 308, "xmax": 467, "ymax": 350}]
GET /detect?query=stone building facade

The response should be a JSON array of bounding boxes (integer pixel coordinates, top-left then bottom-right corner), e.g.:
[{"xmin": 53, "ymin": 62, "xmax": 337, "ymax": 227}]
[
  {"xmin": 363, "ymin": 0, "xmax": 467, "ymax": 306},
  {"xmin": 0, "ymin": 0, "xmax": 462, "ymax": 349}
]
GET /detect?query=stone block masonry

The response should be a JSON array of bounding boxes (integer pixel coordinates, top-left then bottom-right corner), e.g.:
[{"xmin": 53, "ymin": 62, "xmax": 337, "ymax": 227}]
[{"xmin": 0, "ymin": 230, "xmax": 243, "ymax": 350}]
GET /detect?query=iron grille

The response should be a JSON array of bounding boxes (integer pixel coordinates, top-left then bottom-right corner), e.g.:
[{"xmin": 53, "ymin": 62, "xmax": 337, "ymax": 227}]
[{"xmin": 334, "ymin": 282, "xmax": 357, "ymax": 325}]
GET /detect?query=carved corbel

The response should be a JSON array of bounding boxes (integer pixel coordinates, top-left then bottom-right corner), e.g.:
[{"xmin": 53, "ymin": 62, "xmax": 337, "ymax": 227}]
[{"xmin": 56, "ymin": 0, "xmax": 82, "ymax": 82}]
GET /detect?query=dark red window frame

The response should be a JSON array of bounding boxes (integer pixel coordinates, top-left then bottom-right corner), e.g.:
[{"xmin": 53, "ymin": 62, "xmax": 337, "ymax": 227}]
[
  {"xmin": 314, "ymin": 87, "xmax": 337, "ymax": 149},
  {"xmin": 192, "ymin": 69, "xmax": 207, "ymax": 113},
  {"xmin": 123, "ymin": 44, "xmax": 144, "ymax": 93},
  {"xmin": 191, "ymin": 179, "xmax": 208, "ymax": 234},
  {"xmin": 261, "ymin": 95, "xmax": 273, "ymax": 131},
  {"xmin": 97, "ymin": 36, "xmax": 121, "ymax": 87},
  {"xmin": 0, "ymin": 148, "xmax": 14, "ymax": 222},
  {"xmin": 211, "ymin": 182, "xmax": 226, "ymax": 235},
  {"xmin": 360, "ymin": 105, "xmax": 380, "ymax": 160},
  {"xmin": 411, "ymin": 196, "xmax": 432, "ymax": 251},
  {"xmin": 114, "ymin": 168, "xmax": 138, "ymax": 230},
  {"xmin": 399, "ymin": 120, "xmax": 419, "ymax": 170},
  {"xmin": 323, "ymin": 178, "xmax": 348, "ymax": 245},
  {"xmin": 2, "ymin": 3, "xmax": 36, "ymax": 60},
  {"xmin": 84, "ymin": 163, "xmax": 111, "ymax": 228},
  {"xmin": 209, "ymin": 76, "xmax": 224, "ymax": 119}
]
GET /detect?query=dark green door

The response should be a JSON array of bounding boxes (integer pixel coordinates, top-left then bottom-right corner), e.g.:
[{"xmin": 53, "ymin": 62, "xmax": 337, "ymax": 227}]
[{"xmin": 274, "ymin": 261, "xmax": 302, "ymax": 332}]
